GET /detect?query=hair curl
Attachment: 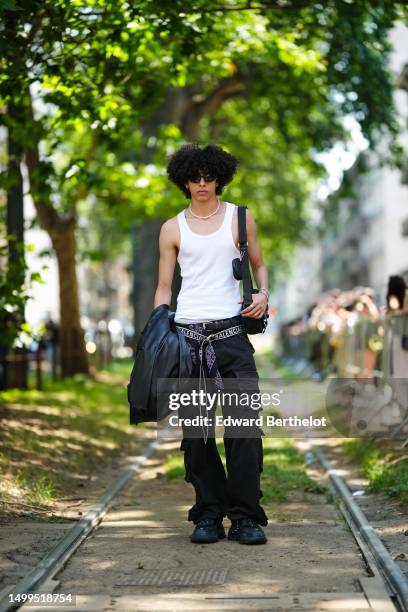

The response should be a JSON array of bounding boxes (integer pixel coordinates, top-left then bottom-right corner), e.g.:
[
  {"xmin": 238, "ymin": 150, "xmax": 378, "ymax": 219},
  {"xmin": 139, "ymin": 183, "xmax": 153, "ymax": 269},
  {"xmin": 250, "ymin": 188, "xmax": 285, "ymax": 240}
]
[{"xmin": 166, "ymin": 143, "xmax": 239, "ymax": 199}]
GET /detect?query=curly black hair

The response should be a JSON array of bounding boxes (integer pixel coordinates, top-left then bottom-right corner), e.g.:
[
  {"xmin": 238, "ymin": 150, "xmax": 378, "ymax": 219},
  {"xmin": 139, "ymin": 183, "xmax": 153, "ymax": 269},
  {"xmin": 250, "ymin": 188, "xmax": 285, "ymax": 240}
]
[{"xmin": 166, "ymin": 143, "xmax": 239, "ymax": 199}]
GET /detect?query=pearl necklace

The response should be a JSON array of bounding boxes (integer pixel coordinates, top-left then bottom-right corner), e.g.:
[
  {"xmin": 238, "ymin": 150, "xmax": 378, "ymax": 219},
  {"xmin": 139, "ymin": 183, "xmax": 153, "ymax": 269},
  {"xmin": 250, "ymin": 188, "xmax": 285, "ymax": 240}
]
[{"xmin": 188, "ymin": 198, "xmax": 221, "ymax": 219}]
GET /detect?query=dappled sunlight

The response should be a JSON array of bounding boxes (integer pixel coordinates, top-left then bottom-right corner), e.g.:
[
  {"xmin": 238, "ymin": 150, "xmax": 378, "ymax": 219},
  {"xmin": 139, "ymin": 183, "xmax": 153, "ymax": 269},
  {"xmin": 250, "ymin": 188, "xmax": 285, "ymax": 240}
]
[
  {"xmin": 370, "ymin": 524, "xmax": 408, "ymax": 535},
  {"xmin": 50, "ymin": 440, "xmax": 368, "ymax": 596},
  {"xmin": 93, "ymin": 560, "xmax": 115, "ymax": 570},
  {"xmin": 2, "ymin": 428, "xmax": 116, "ymax": 460},
  {"xmin": 302, "ymin": 564, "xmax": 364, "ymax": 576},
  {"xmin": 102, "ymin": 522, "xmax": 181, "ymax": 534},
  {"xmin": 175, "ymin": 504, "xmax": 192, "ymax": 513},
  {"xmin": 1, "ymin": 403, "xmax": 66, "ymax": 416},
  {"xmin": 105, "ymin": 508, "xmax": 154, "ymax": 520},
  {"xmin": 3, "ymin": 0, "xmax": 406, "ymax": 601},
  {"xmin": 0, "ymin": 365, "xmax": 146, "ymax": 511},
  {"xmin": 320, "ymin": 598, "xmax": 369, "ymax": 611},
  {"xmin": 0, "ymin": 477, "xmax": 29, "ymax": 503},
  {"xmin": 93, "ymin": 371, "xmax": 128, "ymax": 385},
  {"xmin": 124, "ymin": 531, "xmax": 180, "ymax": 539}
]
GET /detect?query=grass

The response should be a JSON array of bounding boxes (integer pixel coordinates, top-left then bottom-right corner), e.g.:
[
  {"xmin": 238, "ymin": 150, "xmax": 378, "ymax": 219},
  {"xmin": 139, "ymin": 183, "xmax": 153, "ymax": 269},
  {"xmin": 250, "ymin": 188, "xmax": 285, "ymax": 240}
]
[
  {"xmin": 0, "ymin": 358, "xmax": 146, "ymax": 512},
  {"xmin": 163, "ymin": 453, "xmax": 187, "ymax": 480},
  {"xmin": 163, "ymin": 437, "xmax": 325, "ymax": 504},
  {"xmin": 261, "ymin": 438, "xmax": 325, "ymax": 502},
  {"xmin": 342, "ymin": 438, "xmax": 408, "ymax": 507},
  {"xmin": 264, "ymin": 351, "xmax": 301, "ymax": 383},
  {"xmin": 266, "ymin": 351, "xmax": 408, "ymax": 508}
]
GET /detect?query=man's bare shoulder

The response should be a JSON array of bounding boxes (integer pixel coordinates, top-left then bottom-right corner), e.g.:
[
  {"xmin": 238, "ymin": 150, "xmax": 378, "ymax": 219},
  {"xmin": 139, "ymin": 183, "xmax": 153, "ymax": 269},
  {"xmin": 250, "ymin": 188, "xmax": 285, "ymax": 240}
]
[
  {"xmin": 161, "ymin": 215, "xmax": 179, "ymax": 233},
  {"xmin": 232, "ymin": 204, "xmax": 256, "ymax": 228},
  {"xmin": 160, "ymin": 215, "xmax": 180, "ymax": 247},
  {"xmin": 245, "ymin": 207, "xmax": 257, "ymax": 231}
]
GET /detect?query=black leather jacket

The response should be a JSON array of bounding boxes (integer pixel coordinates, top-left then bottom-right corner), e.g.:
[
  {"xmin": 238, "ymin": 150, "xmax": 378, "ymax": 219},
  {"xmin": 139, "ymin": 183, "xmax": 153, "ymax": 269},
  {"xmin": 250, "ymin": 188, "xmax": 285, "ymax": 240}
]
[{"xmin": 127, "ymin": 304, "xmax": 193, "ymax": 424}]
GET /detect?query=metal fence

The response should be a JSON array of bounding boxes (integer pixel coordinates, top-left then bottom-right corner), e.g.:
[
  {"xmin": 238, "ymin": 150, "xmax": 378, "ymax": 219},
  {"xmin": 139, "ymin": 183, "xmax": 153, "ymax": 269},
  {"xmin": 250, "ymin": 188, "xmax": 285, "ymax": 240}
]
[
  {"xmin": 0, "ymin": 341, "xmax": 117, "ymax": 391},
  {"xmin": 0, "ymin": 346, "xmax": 60, "ymax": 391},
  {"xmin": 332, "ymin": 313, "xmax": 408, "ymax": 380},
  {"xmin": 280, "ymin": 313, "xmax": 408, "ymax": 441},
  {"xmin": 281, "ymin": 313, "xmax": 408, "ymax": 378}
]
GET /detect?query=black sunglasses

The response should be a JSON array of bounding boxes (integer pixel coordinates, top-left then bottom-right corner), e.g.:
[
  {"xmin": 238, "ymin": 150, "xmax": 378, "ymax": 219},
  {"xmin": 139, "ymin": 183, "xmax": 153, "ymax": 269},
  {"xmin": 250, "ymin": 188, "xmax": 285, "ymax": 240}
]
[{"xmin": 189, "ymin": 173, "xmax": 217, "ymax": 183}]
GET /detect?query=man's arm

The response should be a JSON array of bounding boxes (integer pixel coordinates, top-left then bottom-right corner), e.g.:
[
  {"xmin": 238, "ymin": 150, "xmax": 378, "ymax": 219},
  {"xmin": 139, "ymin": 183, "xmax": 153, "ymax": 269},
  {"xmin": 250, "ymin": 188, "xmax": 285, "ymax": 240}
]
[
  {"xmin": 153, "ymin": 219, "xmax": 178, "ymax": 308},
  {"xmin": 240, "ymin": 209, "xmax": 269, "ymax": 318}
]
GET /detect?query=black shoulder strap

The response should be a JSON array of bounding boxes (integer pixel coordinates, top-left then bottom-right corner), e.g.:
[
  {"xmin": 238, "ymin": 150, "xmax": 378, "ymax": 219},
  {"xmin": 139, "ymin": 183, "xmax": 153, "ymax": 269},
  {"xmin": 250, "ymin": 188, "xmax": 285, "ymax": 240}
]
[
  {"xmin": 238, "ymin": 206, "xmax": 254, "ymax": 307},
  {"xmin": 238, "ymin": 204, "xmax": 247, "ymax": 248}
]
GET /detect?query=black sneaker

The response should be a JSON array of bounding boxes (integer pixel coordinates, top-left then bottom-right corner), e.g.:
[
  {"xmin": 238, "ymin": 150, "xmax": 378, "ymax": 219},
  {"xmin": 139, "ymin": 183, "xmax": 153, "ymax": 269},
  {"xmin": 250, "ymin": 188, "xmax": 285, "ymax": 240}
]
[
  {"xmin": 228, "ymin": 518, "xmax": 267, "ymax": 545},
  {"xmin": 190, "ymin": 518, "xmax": 226, "ymax": 544}
]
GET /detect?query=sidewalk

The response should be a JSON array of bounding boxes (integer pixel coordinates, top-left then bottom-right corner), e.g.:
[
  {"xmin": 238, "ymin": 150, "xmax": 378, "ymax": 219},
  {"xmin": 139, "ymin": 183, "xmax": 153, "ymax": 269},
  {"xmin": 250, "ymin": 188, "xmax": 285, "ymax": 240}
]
[
  {"xmin": 17, "ymin": 350, "xmax": 383, "ymax": 611},
  {"xmin": 49, "ymin": 436, "xmax": 372, "ymax": 611}
]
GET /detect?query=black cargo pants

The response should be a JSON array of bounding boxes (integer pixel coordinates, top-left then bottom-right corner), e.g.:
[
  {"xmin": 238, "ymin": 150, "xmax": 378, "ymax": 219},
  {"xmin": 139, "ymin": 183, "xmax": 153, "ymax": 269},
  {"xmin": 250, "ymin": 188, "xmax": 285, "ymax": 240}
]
[{"xmin": 177, "ymin": 316, "xmax": 268, "ymax": 527}]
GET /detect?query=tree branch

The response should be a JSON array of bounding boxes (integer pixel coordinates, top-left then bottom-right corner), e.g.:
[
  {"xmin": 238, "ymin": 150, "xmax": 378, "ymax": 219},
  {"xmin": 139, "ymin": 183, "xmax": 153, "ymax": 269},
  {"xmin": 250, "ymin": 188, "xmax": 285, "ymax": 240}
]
[
  {"xmin": 178, "ymin": 0, "xmax": 312, "ymax": 14},
  {"xmin": 23, "ymin": 94, "xmax": 72, "ymax": 236},
  {"xmin": 199, "ymin": 75, "xmax": 247, "ymax": 116}
]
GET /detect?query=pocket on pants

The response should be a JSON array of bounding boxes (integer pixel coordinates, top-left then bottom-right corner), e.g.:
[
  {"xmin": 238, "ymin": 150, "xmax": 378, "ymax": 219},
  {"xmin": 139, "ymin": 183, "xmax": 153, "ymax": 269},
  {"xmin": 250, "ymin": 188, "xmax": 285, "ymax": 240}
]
[
  {"xmin": 241, "ymin": 332, "xmax": 256, "ymax": 354},
  {"xmin": 234, "ymin": 369, "xmax": 260, "ymax": 394},
  {"xmin": 222, "ymin": 370, "xmax": 260, "ymax": 407},
  {"xmin": 233, "ymin": 332, "xmax": 256, "ymax": 354},
  {"xmin": 224, "ymin": 372, "xmax": 264, "ymax": 438}
]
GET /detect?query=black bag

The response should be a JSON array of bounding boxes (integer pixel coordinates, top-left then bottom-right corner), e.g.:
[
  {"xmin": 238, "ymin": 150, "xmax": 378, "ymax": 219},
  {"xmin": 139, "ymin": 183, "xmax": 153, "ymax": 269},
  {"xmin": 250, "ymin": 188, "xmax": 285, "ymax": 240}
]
[{"xmin": 232, "ymin": 205, "xmax": 269, "ymax": 335}]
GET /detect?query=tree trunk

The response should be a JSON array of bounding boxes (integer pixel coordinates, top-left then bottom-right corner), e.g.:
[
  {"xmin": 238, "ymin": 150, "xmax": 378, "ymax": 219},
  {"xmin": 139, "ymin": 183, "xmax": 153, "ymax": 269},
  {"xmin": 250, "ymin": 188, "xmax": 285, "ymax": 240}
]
[
  {"xmin": 52, "ymin": 219, "xmax": 89, "ymax": 376},
  {"xmin": 131, "ymin": 89, "xmax": 185, "ymax": 341},
  {"xmin": 5, "ymin": 100, "xmax": 28, "ymax": 389},
  {"xmin": 6, "ymin": 103, "xmax": 25, "ymax": 283},
  {"xmin": 24, "ymin": 96, "xmax": 89, "ymax": 377},
  {"xmin": 132, "ymin": 87, "xmax": 202, "ymax": 342},
  {"xmin": 132, "ymin": 79, "xmax": 245, "ymax": 342},
  {"xmin": 134, "ymin": 217, "xmax": 161, "ymax": 339}
]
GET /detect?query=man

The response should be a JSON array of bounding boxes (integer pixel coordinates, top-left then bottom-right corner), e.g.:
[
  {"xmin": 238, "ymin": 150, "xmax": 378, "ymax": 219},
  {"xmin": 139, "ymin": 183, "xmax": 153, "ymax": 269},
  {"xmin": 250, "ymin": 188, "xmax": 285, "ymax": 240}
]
[{"xmin": 153, "ymin": 142, "xmax": 269, "ymax": 545}]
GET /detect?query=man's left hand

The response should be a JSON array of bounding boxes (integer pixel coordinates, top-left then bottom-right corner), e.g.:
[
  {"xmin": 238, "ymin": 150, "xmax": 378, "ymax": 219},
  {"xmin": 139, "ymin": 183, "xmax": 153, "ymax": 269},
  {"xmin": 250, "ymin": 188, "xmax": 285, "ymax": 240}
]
[{"xmin": 238, "ymin": 292, "xmax": 268, "ymax": 318}]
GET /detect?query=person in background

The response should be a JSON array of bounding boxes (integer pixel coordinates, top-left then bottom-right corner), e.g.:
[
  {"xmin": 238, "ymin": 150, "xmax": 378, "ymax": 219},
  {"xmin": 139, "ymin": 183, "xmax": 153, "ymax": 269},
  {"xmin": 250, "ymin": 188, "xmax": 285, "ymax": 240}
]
[{"xmin": 386, "ymin": 275, "xmax": 407, "ymax": 313}]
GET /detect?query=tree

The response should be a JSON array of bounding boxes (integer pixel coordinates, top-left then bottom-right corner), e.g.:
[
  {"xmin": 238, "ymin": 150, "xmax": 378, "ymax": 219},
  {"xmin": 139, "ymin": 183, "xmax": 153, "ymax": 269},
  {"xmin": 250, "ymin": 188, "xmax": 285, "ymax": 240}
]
[
  {"xmin": 127, "ymin": 1, "xmax": 408, "ymax": 328},
  {"xmin": 1, "ymin": 0, "xmax": 406, "ymax": 359},
  {"xmin": 0, "ymin": 0, "xmax": 216, "ymax": 373}
]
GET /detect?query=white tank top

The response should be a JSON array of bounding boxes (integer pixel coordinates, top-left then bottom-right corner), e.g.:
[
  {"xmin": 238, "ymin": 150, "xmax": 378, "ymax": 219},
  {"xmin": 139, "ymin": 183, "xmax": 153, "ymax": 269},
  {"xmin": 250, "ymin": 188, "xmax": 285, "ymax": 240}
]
[{"xmin": 174, "ymin": 202, "xmax": 242, "ymax": 323}]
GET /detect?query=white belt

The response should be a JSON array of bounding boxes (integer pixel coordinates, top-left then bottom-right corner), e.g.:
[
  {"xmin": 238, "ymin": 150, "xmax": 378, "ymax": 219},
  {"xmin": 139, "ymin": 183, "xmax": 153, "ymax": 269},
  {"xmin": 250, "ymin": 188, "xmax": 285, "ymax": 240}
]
[{"xmin": 176, "ymin": 324, "xmax": 244, "ymax": 443}]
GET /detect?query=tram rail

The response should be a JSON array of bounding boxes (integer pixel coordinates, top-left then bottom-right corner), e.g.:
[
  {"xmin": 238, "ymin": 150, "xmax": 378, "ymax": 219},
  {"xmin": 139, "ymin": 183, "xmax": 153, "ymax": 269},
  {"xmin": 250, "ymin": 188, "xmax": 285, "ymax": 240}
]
[{"xmin": 0, "ymin": 434, "xmax": 406, "ymax": 611}]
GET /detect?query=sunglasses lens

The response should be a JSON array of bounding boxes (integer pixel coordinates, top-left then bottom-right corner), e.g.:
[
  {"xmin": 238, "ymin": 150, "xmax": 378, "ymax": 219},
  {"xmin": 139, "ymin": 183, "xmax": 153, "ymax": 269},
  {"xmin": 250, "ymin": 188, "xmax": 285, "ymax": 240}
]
[{"xmin": 190, "ymin": 174, "xmax": 216, "ymax": 183}]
